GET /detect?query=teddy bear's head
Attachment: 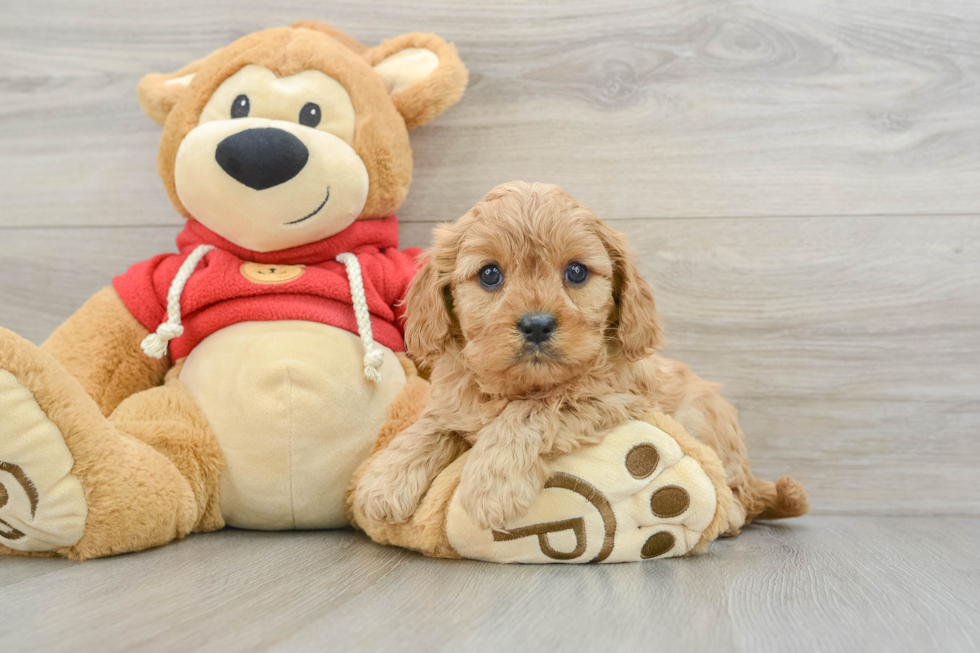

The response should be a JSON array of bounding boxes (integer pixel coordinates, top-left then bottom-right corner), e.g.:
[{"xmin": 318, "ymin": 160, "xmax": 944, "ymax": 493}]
[{"xmin": 137, "ymin": 22, "xmax": 467, "ymax": 252}]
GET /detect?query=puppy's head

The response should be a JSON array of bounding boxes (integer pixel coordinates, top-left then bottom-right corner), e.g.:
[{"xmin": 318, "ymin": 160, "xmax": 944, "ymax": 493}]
[{"xmin": 406, "ymin": 181, "xmax": 663, "ymax": 394}]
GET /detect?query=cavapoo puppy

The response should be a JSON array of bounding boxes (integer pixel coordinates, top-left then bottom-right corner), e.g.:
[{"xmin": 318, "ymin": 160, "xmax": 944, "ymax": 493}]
[{"xmin": 356, "ymin": 181, "xmax": 808, "ymax": 534}]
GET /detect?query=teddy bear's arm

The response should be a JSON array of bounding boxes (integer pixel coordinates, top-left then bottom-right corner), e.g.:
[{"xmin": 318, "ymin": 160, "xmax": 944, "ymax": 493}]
[{"xmin": 41, "ymin": 286, "xmax": 170, "ymax": 417}]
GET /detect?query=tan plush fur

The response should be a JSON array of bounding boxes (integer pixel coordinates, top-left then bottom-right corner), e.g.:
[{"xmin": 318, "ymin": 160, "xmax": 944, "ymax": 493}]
[
  {"xmin": 362, "ymin": 33, "xmax": 469, "ymax": 131},
  {"xmin": 41, "ymin": 287, "xmax": 170, "ymax": 417},
  {"xmin": 355, "ymin": 182, "xmax": 808, "ymax": 536}
]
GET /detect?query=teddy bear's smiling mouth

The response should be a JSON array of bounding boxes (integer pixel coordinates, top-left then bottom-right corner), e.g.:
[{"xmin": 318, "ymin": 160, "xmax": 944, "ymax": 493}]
[{"xmin": 284, "ymin": 187, "xmax": 330, "ymax": 226}]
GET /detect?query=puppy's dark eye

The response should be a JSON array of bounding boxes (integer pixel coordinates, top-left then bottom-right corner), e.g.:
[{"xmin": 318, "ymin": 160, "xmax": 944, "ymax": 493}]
[
  {"xmin": 565, "ymin": 262, "xmax": 589, "ymax": 285},
  {"xmin": 479, "ymin": 264, "xmax": 503, "ymax": 290},
  {"xmin": 299, "ymin": 102, "xmax": 321, "ymax": 128},
  {"xmin": 231, "ymin": 94, "xmax": 250, "ymax": 119}
]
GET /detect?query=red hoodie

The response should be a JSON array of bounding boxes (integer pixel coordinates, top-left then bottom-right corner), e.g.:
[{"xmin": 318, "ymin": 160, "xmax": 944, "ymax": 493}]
[{"xmin": 113, "ymin": 217, "xmax": 421, "ymax": 360}]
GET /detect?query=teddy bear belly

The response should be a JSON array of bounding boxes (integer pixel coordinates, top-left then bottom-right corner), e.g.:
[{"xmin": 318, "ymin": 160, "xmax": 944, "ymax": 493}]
[{"xmin": 178, "ymin": 320, "xmax": 407, "ymax": 530}]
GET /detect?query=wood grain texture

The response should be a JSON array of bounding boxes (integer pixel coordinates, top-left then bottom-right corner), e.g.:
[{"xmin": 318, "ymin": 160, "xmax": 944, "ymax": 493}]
[
  {"xmin": 1, "ymin": 216, "xmax": 977, "ymax": 515},
  {"xmin": 2, "ymin": 1, "xmax": 980, "ymax": 226},
  {"xmin": 0, "ymin": 521, "xmax": 977, "ymax": 652}
]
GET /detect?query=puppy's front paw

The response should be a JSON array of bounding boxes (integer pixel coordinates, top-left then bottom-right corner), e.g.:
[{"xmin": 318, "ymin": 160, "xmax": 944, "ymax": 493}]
[
  {"xmin": 355, "ymin": 464, "xmax": 414, "ymax": 525},
  {"xmin": 457, "ymin": 461, "xmax": 544, "ymax": 531},
  {"xmin": 355, "ymin": 454, "xmax": 435, "ymax": 525}
]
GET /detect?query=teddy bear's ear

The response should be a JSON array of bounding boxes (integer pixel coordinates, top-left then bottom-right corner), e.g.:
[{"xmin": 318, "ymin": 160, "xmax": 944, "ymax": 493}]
[
  {"xmin": 364, "ymin": 33, "xmax": 468, "ymax": 130},
  {"xmin": 136, "ymin": 58, "xmax": 207, "ymax": 126}
]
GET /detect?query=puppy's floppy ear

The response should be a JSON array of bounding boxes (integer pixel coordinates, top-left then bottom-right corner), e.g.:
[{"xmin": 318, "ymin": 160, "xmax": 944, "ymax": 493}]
[
  {"xmin": 137, "ymin": 58, "xmax": 208, "ymax": 126},
  {"xmin": 596, "ymin": 222, "xmax": 664, "ymax": 361},
  {"xmin": 364, "ymin": 33, "xmax": 468, "ymax": 129},
  {"xmin": 404, "ymin": 222, "xmax": 462, "ymax": 368}
]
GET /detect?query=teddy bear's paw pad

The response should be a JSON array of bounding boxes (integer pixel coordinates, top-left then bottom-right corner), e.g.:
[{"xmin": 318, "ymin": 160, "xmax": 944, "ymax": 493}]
[
  {"xmin": 446, "ymin": 420, "xmax": 717, "ymax": 563},
  {"xmin": 0, "ymin": 370, "xmax": 86, "ymax": 552}
]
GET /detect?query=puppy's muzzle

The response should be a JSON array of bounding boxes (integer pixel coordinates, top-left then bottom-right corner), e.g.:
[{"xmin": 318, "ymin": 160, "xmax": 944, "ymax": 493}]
[
  {"xmin": 518, "ymin": 312, "xmax": 557, "ymax": 344},
  {"xmin": 215, "ymin": 127, "xmax": 309, "ymax": 190}
]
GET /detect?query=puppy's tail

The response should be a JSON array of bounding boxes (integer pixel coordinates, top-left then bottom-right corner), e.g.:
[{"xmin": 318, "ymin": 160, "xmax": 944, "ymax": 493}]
[{"xmin": 742, "ymin": 474, "xmax": 809, "ymax": 523}]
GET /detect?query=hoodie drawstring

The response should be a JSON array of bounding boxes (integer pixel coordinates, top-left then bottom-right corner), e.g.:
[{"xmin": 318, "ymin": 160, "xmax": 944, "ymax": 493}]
[
  {"xmin": 336, "ymin": 252, "xmax": 384, "ymax": 383},
  {"xmin": 141, "ymin": 244, "xmax": 215, "ymax": 359}
]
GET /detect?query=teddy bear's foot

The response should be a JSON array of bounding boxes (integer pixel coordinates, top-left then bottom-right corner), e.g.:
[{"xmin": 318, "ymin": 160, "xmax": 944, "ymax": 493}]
[
  {"xmin": 0, "ymin": 326, "xmax": 220, "ymax": 559},
  {"xmin": 445, "ymin": 416, "xmax": 732, "ymax": 563},
  {"xmin": 0, "ymin": 349, "xmax": 87, "ymax": 553}
]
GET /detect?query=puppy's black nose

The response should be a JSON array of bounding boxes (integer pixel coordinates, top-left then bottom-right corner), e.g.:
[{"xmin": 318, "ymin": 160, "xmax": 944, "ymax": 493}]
[
  {"xmin": 518, "ymin": 313, "xmax": 557, "ymax": 344},
  {"xmin": 215, "ymin": 128, "xmax": 309, "ymax": 190}
]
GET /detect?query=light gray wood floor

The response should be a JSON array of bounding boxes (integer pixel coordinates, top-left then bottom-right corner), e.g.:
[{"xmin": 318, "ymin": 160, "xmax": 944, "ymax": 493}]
[
  {"xmin": 1, "ymin": 519, "xmax": 978, "ymax": 653},
  {"xmin": 1, "ymin": 0, "xmax": 979, "ymax": 651}
]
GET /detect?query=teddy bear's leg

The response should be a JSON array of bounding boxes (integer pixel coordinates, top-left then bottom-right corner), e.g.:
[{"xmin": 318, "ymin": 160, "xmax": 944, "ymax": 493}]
[
  {"xmin": 105, "ymin": 367, "xmax": 226, "ymax": 539},
  {"xmin": 443, "ymin": 412, "xmax": 733, "ymax": 563},
  {"xmin": 0, "ymin": 327, "xmax": 222, "ymax": 559},
  {"xmin": 351, "ymin": 402, "xmax": 735, "ymax": 563}
]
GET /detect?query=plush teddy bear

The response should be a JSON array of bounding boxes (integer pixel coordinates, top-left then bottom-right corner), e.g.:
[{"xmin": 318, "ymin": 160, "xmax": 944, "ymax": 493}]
[{"xmin": 0, "ymin": 22, "xmax": 467, "ymax": 559}]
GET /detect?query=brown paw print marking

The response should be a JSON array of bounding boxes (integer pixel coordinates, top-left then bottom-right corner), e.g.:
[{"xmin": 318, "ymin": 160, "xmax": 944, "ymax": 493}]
[
  {"xmin": 633, "ymin": 446, "xmax": 685, "ymax": 559},
  {"xmin": 492, "ymin": 472, "xmax": 617, "ymax": 563},
  {"xmin": 650, "ymin": 485, "xmax": 690, "ymax": 518},
  {"xmin": 0, "ymin": 461, "xmax": 39, "ymax": 541},
  {"xmin": 641, "ymin": 531, "xmax": 676, "ymax": 559},
  {"xmin": 625, "ymin": 443, "xmax": 659, "ymax": 479}
]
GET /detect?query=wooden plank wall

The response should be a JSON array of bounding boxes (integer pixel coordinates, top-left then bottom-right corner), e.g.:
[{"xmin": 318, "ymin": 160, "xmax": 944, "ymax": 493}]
[{"xmin": 1, "ymin": 0, "xmax": 978, "ymax": 515}]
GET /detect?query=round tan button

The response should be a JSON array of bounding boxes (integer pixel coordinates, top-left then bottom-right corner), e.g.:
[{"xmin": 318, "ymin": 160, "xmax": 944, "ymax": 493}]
[{"xmin": 240, "ymin": 262, "xmax": 306, "ymax": 285}]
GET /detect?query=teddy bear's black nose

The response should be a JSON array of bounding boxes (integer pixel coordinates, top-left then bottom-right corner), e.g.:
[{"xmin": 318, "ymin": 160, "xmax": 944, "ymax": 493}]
[{"xmin": 215, "ymin": 128, "xmax": 309, "ymax": 190}]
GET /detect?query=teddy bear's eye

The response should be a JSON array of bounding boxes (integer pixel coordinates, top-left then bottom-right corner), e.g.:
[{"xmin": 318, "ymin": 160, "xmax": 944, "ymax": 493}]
[
  {"xmin": 231, "ymin": 94, "xmax": 250, "ymax": 119},
  {"xmin": 299, "ymin": 102, "xmax": 322, "ymax": 128}
]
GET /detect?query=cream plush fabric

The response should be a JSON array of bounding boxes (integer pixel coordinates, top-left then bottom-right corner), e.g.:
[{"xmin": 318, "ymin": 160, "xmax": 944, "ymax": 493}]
[
  {"xmin": 180, "ymin": 321, "xmax": 406, "ymax": 529},
  {"xmin": 0, "ymin": 370, "xmax": 87, "ymax": 552},
  {"xmin": 446, "ymin": 420, "xmax": 718, "ymax": 563}
]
